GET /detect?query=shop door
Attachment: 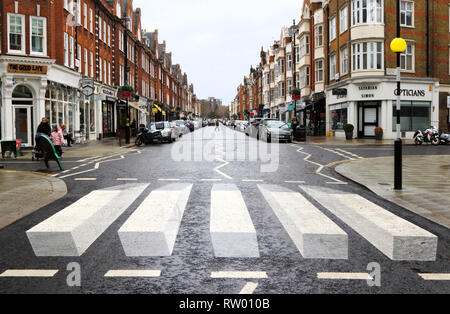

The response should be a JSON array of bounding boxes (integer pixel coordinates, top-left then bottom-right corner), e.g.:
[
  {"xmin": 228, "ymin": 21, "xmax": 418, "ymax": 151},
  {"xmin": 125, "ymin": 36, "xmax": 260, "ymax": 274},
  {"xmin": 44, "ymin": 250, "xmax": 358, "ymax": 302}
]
[
  {"xmin": 13, "ymin": 106, "xmax": 32, "ymax": 147},
  {"xmin": 363, "ymin": 107, "xmax": 378, "ymax": 137}
]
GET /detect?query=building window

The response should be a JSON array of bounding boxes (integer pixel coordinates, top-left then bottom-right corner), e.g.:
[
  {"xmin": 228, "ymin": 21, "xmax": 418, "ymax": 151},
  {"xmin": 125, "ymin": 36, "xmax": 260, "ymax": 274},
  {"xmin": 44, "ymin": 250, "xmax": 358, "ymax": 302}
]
[
  {"xmin": 98, "ymin": 16, "xmax": 102, "ymax": 41},
  {"xmin": 330, "ymin": 53, "xmax": 337, "ymax": 79},
  {"xmin": 299, "ymin": 35, "xmax": 310, "ymax": 56},
  {"xmin": 287, "ymin": 53, "xmax": 292, "ymax": 70},
  {"xmin": 400, "ymin": 1, "xmax": 414, "ymax": 27},
  {"xmin": 330, "ymin": 104, "xmax": 348, "ymax": 130},
  {"xmin": 89, "ymin": 9, "xmax": 93, "ymax": 33},
  {"xmin": 300, "ymin": 66, "xmax": 310, "ymax": 88},
  {"xmin": 64, "ymin": 33, "xmax": 69, "ymax": 66},
  {"xmin": 329, "ymin": 17, "xmax": 336, "ymax": 41},
  {"xmin": 315, "ymin": 60, "xmax": 323, "ymax": 82},
  {"xmin": 314, "ymin": 25, "xmax": 323, "ymax": 47},
  {"xmin": 84, "ymin": 48, "xmax": 88, "ymax": 76},
  {"xmin": 340, "ymin": 6, "xmax": 348, "ymax": 33},
  {"xmin": 8, "ymin": 13, "xmax": 25, "ymax": 53},
  {"xmin": 84, "ymin": 3, "xmax": 88, "ymax": 29},
  {"xmin": 393, "ymin": 102, "xmax": 430, "ymax": 131},
  {"xmin": 30, "ymin": 17, "xmax": 46, "ymax": 55},
  {"xmin": 400, "ymin": 42, "xmax": 414, "ymax": 71},
  {"xmin": 340, "ymin": 46, "xmax": 348, "ymax": 75},
  {"xmin": 351, "ymin": 41, "xmax": 383, "ymax": 71},
  {"xmin": 69, "ymin": 36, "xmax": 74, "ymax": 68},
  {"xmin": 286, "ymin": 78, "xmax": 292, "ymax": 94},
  {"xmin": 90, "ymin": 51, "xmax": 94, "ymax": 78},
  {"xmin": 351, "ymin": 0, "xmax": 383, "ymax": 26}
]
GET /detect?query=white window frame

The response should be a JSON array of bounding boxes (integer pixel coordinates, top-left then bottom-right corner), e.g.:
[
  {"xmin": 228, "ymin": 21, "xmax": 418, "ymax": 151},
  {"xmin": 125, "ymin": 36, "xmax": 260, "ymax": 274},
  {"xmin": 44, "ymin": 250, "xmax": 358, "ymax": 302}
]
[
  {"xmin": 351, "ymin": 41, "xmax": 384, "ymax": 71},
  {"xmin": 7, "ymin": 13, "xmax": 25, "ymax": 54},
  {"xmin": 351, "ymin": 0, "xmax": 384, "ymax": 26},
  {"xmin": 400, "ymin": 42, "xmax": 415, "ymax": 72},
  {"xmin": 89, "ymin": 9, "xmax": 93, "ymax": 33},
  {"xmin": 340, "ymin": 46, "xmax": 348, "ymax": 75},
  {"xmin": 90, "ymin": 51, "xmax": 94, "ymax": 78},
  {"xmin": 300, "ymin": 66, "xmax": 310, "ymax": 88},
  {"xmin": 314, "ymin": 24, "xmax": 323, "ymax": 47},
  {"xmin": 340, "ymin": 6, "xmax": 348, "ymax": 33},
  {"xmin": 329, "ymin": 16, "xmax": 336, "ymax": 41},
  {"xmin": 64, "ymin": 33, "xmax": 69, "ymax": 66},
  {"xmin": 84, "ymin": 48, "xmax": 88, "ymax": 76},
  {"xmin": 30, "ymin": 16, "xmax": 47, "ymax": 56},
  {"xmin": 330, "ymin": 53, "xmax": 337, "ymax": 79},
  {"xmin": 400, "ymin": 1, "xmax": 414, "ymax": 27},
  {"xmin": 83, "ymin": 3, "xmax": 88, "ymax": 29},
  {"xmin": 98, "ymin": 16, "xmax": 102, "ymax": 41},
  {"xmin": 299, "ymin": 34, "xmax": 310, "ymax": 57},
  {"xmin": 315, "ymin": 60, "xmax": 324, "ymax": 82}
]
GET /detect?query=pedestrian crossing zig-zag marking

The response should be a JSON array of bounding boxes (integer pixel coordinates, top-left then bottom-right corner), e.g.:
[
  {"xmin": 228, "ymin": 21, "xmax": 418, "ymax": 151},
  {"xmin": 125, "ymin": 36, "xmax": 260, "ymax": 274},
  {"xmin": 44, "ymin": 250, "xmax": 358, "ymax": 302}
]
[{"xmin": 25, "ymin": 182, "xmax": 438, "ymax": 261}]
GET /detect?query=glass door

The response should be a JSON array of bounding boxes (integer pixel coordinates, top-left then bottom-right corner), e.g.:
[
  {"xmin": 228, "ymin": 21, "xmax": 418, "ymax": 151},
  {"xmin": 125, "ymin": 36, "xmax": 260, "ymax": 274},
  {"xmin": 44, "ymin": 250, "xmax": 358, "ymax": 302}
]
[
  {"xmin": 363, "ymin": 107, "xmax": 378, "ymax": 137},
  {"xmin": 13, "ymin": 106, "xmax": 32, "ymax": 147}
]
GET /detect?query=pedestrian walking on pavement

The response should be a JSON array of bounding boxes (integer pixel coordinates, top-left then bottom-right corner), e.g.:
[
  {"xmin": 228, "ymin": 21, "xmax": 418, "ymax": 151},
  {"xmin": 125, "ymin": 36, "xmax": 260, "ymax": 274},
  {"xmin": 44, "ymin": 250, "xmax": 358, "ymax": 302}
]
[
  {"xmin": 215, "ymin": 119, "xmax": 220, "ymax": 132},
  {"xmin": 35, "ymin": 117, "xmax": 51, "ymax": 150},
  {"xmin": 51, "ymin": 125, "xmax": 64, "ymax": 157},
  {"xmin": 60, "ymin": 124, "xmax": 74, "ymax": 147}
]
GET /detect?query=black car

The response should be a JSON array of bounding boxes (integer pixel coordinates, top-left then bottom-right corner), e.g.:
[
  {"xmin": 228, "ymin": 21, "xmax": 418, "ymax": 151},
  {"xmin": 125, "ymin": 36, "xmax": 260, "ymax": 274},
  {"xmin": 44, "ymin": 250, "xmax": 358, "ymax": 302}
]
[{"xmin": 259, "ymin": 120, "xmax": 293, "ymax": 143}]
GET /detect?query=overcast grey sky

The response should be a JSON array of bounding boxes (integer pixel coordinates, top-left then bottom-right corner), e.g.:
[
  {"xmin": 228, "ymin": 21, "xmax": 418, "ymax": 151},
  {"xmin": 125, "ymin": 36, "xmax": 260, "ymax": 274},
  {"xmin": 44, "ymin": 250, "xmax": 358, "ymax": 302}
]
[{"xmin": 135, "ymin": 0, "xmax": 302, "ymax": 106}]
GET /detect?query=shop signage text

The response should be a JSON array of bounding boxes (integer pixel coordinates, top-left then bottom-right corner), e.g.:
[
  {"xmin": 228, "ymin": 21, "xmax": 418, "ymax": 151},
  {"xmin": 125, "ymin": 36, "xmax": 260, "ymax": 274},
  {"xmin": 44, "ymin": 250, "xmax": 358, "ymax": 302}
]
[
  {"xmin": 394, "ymin": 89, "xmax": 426, "ymax": 97},
  {"xmin": 8, "ymin": 63, "xmax": 47, "ymax": 74},
  {"xmin": 359, "ymin": 85, "xmax": 378, "ymax": 99}
]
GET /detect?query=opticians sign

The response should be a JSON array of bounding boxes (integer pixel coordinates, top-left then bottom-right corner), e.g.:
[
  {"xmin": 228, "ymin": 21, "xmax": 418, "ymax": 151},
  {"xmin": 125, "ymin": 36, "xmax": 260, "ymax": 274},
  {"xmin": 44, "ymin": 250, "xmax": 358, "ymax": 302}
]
[{"xmin": 7, "ymin": 63, "xmax": 48, "ymax": 75}]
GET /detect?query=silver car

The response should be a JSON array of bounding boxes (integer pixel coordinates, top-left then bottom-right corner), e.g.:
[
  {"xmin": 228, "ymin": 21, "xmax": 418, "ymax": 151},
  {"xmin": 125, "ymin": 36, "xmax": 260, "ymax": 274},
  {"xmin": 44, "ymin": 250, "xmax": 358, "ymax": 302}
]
[
  {"xmin": 149, "ymin": 122, "xmax": 175, "ymax": 143},
  {"xmin": 169, "ymin": 122, "xmax": 182, "ymax": 139},
  {"xmin": 175, "ymin": 120, "xmax": 190, "ymax": 135}
]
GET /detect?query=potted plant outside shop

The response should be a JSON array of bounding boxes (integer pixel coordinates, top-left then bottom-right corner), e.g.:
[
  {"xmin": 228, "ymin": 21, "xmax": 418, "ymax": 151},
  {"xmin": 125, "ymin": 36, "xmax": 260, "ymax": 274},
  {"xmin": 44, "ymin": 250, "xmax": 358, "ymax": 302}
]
[
  {"xmin": 343, "ymin": 124, "xmax": 354, "ymax": 140},
  {"xmin": 374, "ymin": 127, "xmax": 383, "ymax": 140}
]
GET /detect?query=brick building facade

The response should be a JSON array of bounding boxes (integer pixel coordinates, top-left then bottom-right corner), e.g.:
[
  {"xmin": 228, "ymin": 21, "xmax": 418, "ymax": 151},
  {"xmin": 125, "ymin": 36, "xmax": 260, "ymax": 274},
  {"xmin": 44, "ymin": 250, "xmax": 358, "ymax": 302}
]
[{"xmin": 0, "ymin": 0, "xmax": 199, "ymax": 147}]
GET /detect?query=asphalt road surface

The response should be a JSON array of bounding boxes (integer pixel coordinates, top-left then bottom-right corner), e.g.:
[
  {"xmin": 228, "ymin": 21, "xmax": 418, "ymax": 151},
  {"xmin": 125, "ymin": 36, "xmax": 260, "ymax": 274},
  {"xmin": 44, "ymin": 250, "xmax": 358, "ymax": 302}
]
[{"xmin": 0, "ymin": 126, "xmax": 449, "ymax": 294}]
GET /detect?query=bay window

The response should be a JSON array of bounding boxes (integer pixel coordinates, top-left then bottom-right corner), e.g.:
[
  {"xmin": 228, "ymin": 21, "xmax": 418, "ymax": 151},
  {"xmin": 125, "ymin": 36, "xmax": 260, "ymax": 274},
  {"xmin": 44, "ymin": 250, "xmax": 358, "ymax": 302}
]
[
  {"xmin": 30, "ymin": 17, "xmax": 46, "ymax": 55},
  {"xmin": 300, "ymin": 66, "xmax": 310, "ymax": 88},
  {"xmin": 299, "ymin": 35, "xmax": 310, "ymax": 56},
  {"xmin": 329, "ymin": 17, "xmax": 336, "ymax": 41},
  {"xmin": 351, "ymin": 41, "xmax": 383, "ymax": 71},
  {"xmin": 8, "ymin": 13, "xmax": 25, "ymax": 53},
  {"xmin": 351, "ymin": 0, "xmax": 383, "ymax": 26},
  {"xmin": 315, "ymin": 25, "xmax": 323, "ymax": 47}
]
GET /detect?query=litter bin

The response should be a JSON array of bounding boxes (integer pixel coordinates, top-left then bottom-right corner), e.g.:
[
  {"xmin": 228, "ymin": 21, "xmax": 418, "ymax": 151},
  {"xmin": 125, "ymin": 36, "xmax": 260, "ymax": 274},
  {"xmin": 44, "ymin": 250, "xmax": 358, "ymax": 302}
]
[
  {"xmin": 1, "ymin": 140, "xmax": 17, "ymax": 159},
  {"xmin": 295, "ymin": 125, "xmax": 306, "ymax": 142}
]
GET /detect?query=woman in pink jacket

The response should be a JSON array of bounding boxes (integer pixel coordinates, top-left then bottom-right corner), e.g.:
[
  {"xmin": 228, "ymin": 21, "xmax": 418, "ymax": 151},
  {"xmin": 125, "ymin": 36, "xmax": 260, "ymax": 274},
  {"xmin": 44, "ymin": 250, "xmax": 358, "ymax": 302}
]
[{"xmin": 51, "ymin": 125, "xmax": 64, "ymax": 157}]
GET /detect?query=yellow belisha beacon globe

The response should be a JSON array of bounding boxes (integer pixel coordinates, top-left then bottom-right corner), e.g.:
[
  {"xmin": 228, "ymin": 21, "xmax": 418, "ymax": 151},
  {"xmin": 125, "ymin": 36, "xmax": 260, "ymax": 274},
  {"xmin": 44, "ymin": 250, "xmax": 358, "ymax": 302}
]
[{"xmin": 390, "ymin": 38, "xmax": 407, "ymax": 53}]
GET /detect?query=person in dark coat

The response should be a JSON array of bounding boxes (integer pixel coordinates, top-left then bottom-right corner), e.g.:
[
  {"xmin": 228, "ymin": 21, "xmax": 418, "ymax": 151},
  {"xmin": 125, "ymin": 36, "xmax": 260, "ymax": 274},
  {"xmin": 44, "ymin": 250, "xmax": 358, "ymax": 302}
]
[{"xmin": 35, "ymin": 118, "xmax": 51, "ymax": 149}]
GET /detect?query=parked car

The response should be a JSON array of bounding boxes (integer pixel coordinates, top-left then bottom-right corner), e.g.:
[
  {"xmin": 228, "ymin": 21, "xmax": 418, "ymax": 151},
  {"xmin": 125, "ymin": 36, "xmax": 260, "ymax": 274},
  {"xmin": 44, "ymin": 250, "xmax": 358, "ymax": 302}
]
[
  {"xmin": 259, "ymin": 120, "xmax": 293, "ymax": 143},
  {"xmin": 208, "ymin": 119, "xmax": 215, "ymax": 126},
  {"xmin": 239, "ymin": 121, "xmax": 249, "ymax": 132},
  {"xmin": 246, "ymin": 118, "xmax": 265, "ymax": 138},
  {"xmin": 202, "ymin": 120, "xmax": 208, "ymax": 127},
  {"xmin": 149, "ymin": 122, "xmax": 175, "ymax": 143},
  {"xmin": 193, "ymin": 120, "xmax": 202, "ymax": 129},
  {"xmin": 135, "ymin": 125, "xmax": 163, "ymax": 146},
  {"xmin": 175, "ymin": 120, "xmax": 190, "ymax": 135},
  {"xmin": 169, "ymin": 122, "xmax": 182, "ymax": 139}
]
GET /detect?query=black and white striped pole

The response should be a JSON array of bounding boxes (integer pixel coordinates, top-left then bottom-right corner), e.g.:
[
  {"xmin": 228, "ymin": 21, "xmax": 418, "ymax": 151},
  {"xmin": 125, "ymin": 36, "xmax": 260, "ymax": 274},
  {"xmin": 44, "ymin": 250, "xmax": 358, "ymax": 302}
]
[{"xmin": 391, "ymin": 0, "xmax": 407, "ymax": 190}]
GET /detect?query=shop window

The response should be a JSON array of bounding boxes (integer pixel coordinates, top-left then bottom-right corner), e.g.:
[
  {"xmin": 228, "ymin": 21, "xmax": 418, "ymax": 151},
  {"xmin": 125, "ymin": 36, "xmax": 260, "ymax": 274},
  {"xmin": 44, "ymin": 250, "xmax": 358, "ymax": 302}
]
[
  {"xmin": 393, "ymin": 102, "xmax": 430, "ymax": 131},
  {"xmin": 330, "ymin": 104, "xmax": 348, "ymax": 130}
]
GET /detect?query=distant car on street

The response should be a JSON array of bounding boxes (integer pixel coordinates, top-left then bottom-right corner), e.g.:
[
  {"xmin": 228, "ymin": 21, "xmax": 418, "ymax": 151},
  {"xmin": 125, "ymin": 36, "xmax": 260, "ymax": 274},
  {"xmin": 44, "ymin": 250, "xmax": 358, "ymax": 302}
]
[
  {"xmin": 149, "ymin": 122, "xmax": 175, "ymax": 143},
  {"xmin": 175, "ymin": 120, "xmax": 190, "ymax": 135},
  {"xmin": 259, "ymin": 120, "xmax": 292, "ymax": 143}
]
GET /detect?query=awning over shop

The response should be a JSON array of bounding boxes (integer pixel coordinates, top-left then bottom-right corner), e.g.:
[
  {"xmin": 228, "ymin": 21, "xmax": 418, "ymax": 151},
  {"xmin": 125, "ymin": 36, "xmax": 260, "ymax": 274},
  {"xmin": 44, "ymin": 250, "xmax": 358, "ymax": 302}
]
[{"xmin": 129, "ymin": 102, "xmax": 147, "ymax": 114}]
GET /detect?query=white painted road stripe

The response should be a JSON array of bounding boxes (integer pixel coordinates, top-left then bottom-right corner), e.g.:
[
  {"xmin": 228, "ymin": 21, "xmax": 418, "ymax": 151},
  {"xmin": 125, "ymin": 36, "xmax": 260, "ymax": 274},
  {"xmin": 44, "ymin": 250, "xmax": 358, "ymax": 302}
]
[
  {"xmin": 104, "ymin": 270, "xmax": 161, "ymax": 278},
  {"xmin": 317, "ymin": 272, "xmax": 373, "ymax": 280},
  {"xmin": 301, "ymin": 186, "xmax": 438, "ymax": 261},
  {"xmin": 119, "ymin": 183, "xmax": 193, "ymax": 257},
  {"xmin": 117, "ymin": 178, "xmax": 138, "ymax": 181},
  {"xmin": 258, "ymin": 185, "xmax": 348, "ymax": 260},
  {"xmin": 59, "ymin": 168, "xmax": 96, "ymax": 179},
  {"xmin": 239, "ymin": 282, "xmax": 259, "ymax": 294},
  {"xmin": 242, "ymin": 179, "xmax": 264, "ymax": 182},
  {"xmin": 211, "ymin": 271, "xmax": 268, "ymax": 279},
  {"xmin": 27, "ymin": 184, "xmax": 149, "ymax": 257},
  {"xmin": 201, "ymin": 179, "xmax": 222, "ymax": 182},
  {"xmin": 285, "ymin": 181, "xmax": 306, "ymax": 184},
  {"xmin": 418, "ymin": 273, "xmax": 450, "ymax": 281},
  {"xmin": 210, "ymin": 184, "xmax": 259, "ymax": 258},
  {"xmin": 158, "ymin": 178, "xmax": 180, "ymax": 181},
  {"xmin": 74, "ymin": 178, "xmax": 97, "ymax": 181},
  {"xmin": 0, "ymin": 269, "xmax": 59, "ymax": 277}
]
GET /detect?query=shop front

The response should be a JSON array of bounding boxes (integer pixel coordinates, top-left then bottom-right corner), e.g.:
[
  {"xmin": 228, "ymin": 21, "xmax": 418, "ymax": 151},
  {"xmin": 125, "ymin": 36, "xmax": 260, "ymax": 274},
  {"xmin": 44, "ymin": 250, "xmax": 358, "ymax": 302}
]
[
  {"xmin": 326, "ymin": 77, "xmax": 439, "ymax": 140},
  {"xmin": 0, "ymin": 56, "xmax": 81, "ymax": 147},
  {"xmin": 298, "ymin": 92, "xmax": 326, "ymax": 136},
  {"xmin": 98, "ymin": 86, "xmax": 118, "ymax": 138}
]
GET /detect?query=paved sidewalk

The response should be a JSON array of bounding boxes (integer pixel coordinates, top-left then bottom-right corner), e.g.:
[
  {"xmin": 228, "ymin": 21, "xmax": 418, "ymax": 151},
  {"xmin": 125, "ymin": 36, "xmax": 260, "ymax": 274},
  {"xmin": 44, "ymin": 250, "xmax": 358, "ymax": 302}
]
[
  {"xmin": 294, "ymin": 137, "xmax": 414, "ymax": 146},
  {"xmin": 335, "ymin": 155, "xmax": 450, "ymax": 229},
  {"xmin": 0, "ymin": 170, "xmax": 67, "ymax": 230},
  {"xmin": 16, "ymin": 137, "xmax": 136, "ymax": 159}
]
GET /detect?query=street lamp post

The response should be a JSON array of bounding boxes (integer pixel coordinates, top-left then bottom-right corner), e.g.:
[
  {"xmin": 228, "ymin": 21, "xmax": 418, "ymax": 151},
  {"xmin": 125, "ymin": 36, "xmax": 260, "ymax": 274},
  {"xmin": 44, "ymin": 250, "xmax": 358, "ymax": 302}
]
[
  {"xmin": 292, "ymin": 19, "xmax": 297, "ymax": 120},
  {"xmin": 390, "ymin": 0, "xmax": 407, "ymax": 190}
]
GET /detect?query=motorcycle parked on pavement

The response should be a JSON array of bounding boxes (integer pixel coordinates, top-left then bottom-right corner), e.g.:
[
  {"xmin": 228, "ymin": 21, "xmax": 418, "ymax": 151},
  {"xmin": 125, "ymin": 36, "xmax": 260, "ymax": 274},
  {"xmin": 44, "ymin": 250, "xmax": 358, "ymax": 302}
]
[
  {"xmin": 413, "ymin": 126, "xmax": 440, "ymax": 146},
  {"xmin": 135, "ymin": 125, "xmax": 162, "ymax": 146},
  {"xmin": 438, "ymin": 131, "xmax": 450, "ymax": 145}
]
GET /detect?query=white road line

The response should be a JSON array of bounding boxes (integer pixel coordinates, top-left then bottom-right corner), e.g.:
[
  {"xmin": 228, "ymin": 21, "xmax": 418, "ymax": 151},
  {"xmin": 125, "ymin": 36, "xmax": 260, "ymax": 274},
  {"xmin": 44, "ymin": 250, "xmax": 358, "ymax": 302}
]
[
  {"xmin": 0, "ymin": 269, "xmax": 59, "ymax": 277},
  {"xmin": 117, "ymin": 178, "xmax": 138, "ymax": 181},
  {"xmin": 320, "ymin": 147, "xmax": 352, "ymax": 159},
  {"xmin": 74, "ymin": 178, "xmax": 97, "ymax": 181},
  {"xmin": 201, "ymin": 179, "xmax": 222, "ymax": 182},
  {"xmin": 285, "ymin": 181, "xmax": 306, "ymax": 184},
  {"xmin": 317, "ymin": 272, "xmax": 373, "ymax": 280},
  {"xmin": 211, "ymin": 271, "xmax": 268, "ymax": 279},
  {"xmin": 59, "ymin": 168, "xmax": 96, "ymax": 179},
  {"xmin": 239, "ymin": 282, "xmax": 259, "ymax": 294},
  {"xmin": 119, "ymin": 183, "xmax": 193, "ymax": 257},
  {"xmin": 158, "ymin": 178, "xmax": 180, "ymax": 181},
  {"xmin": 214, "ymin": 156, "xmax": 232, "ymax": 180},
  {"xmin": 210, "ymin": 184, "xmax": 259, "ymax": 258},
  {"xmin": 301, "ymin": 186, "xmax": 438, "ymax": 261},
  {"xmin": 104, "ymin": 270, "xmax": 161, "ymax": 278},
  {"xmin": 242, "ymin": 179, "xmax": 264, "ymax": 182},
  {"xmin": 418, "ymin": 273, "xmax": 450, "ymax": 281},
  {"xmin": 335, "ymin": 148, "xmax": 364, "ymax": 159},
  {"xmin": 258, "ymin": 184, "xmax": 348, "ymax": 260},
  {"xmin": 27, "ymin": 184, "xmax": 149, "ymax": 257}
]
